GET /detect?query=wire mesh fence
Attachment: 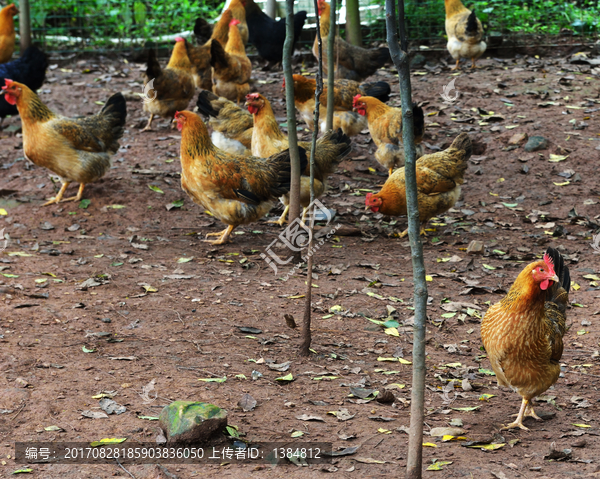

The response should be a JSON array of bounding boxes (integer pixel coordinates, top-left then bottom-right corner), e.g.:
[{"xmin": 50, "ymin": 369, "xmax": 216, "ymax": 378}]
[{"xmin": 14, "ymin": 0, "xmax": 600, "ymax": 55}]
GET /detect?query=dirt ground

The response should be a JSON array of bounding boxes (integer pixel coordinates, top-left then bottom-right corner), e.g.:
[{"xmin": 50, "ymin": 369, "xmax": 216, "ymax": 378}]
[{"xmin": 0, "ymin": 42, "xmax": 600, "ymax": 479}]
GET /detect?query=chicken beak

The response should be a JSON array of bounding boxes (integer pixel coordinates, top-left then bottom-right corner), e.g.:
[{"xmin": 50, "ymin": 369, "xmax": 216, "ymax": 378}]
[
  {"xmin": 549, "ymin": 274, "xmax": 559, "ymax": 284},
  {"xmin": 364, "ymin": 205, "xmax": 370, "ymax": 212}
]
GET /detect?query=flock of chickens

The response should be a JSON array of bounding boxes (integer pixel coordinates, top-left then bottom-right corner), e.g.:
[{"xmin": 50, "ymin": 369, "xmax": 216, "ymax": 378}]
[{"xmin": 0, "ymin": 0, "xmax": 571, "ymax": 433}]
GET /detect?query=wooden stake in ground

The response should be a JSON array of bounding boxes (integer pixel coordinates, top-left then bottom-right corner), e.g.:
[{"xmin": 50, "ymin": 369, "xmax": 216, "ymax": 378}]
[
  {"xmin": 283, "ymin": 0, "xmax": 302, "ymax": 226},
  {"xmin": 300, "ymin": 0, "xmax": 325, "ymax": 357},
  {"xmin": 325, "ymin": 0, "xmax": 336, "ymax": 130},
  {"xmin": 385, "ymin": 0, "xmax": 428, "ymax": 478},
  {"xmin": 345, "ymin": 0, "xmax": 363, "ymax": 46},
  {"xmin": 19, "ymin": 0, "xmax": 31, "ymax": 51}
]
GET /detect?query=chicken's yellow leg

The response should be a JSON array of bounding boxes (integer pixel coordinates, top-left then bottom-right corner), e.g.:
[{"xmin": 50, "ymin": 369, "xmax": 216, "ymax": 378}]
[
  {"xmin": 204, "ymin": 225, "xmax": 235, "ymax": 245},
  {"xmin": 61, "ymin": 183, "xmax": 86, "ymax": 203},
  {"xmin": 397, "ymin": 225, "xmax": 427, "ymax": 239},
  {"xmin": 501, "ymin": 398, "xmax": 530, "ymax": 431},
  {"xmin": 268, "ymin": 205, "xmax": 289, "ymax": 226},
  {"xmin": 388, "ymin": 167, "xmax": 393, "ymax": 176},
  {"xmin": 471, "ymin": 58, "xmax": 477, "ymax": 69},
  {"xmin": 451, "ymin": 59, "xmax": 460, "ymax": 70},
  {"xmin": 43, "ymin": 181, "xmax": 71, "ymax": 206},
  {"xmin": 524, "ymin": 402, "xmax": 542, "ymax": 421},
  {"xmin": 300, "ymin": 207, "xmax": 309, "ymax": 224},
  {"xmin": 205, "ymin": 228, "xmax": 231, "ymax": 238},
  {"xmin": 142, "ymin": 114, "xmax": 154, "ymax": 132}
]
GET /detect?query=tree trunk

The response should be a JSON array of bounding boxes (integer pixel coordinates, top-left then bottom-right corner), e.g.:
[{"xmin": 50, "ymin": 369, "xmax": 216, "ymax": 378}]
[
  {"xmin": 385, "ymin": 0, "xmax": 428, "ymax": 478},
  {"xmin": 19, "ymin": 0, "xmax": 31, "ymax": 51},
  {"xmin": 325, "ymin": 0, "xmax": 336, "ymax": 130},
  {"xmin": 266, "ymin": 0, "xmax": 277, "ymax": 19},
  {"xmin": 345, "ymin": 0, "xmax": 362, "ymax": 46},
  {"xmin": 300, "ymin": 0, "xmax": 325, "ymax": 357},
  {"xmin": 283, "ymin": 0, "xmax": 302, "ymax": 228}
]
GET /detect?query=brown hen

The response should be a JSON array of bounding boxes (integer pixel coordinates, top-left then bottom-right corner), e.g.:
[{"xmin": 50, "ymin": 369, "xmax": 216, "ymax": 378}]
[
  {"xmin": 2, "ymin": 80, "xmax": 126, "ymax": 205},
  {"xmin": 481, "ymin": 248, "xmax": 569, "ymax": 431},
  {"xmin": 365, "ymin": 133, "xmax": 471, "ymax": 237}
]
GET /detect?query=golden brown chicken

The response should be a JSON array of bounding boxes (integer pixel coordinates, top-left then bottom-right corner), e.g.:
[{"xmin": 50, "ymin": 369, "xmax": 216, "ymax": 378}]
[
  {"xmin": 2, "ymin": 80, "xmax": 126, "ymax": 205},
  {"xmin": 288, "ymin": 74, "xmax": 390, "ymax": 137},
  {"xmin": 143, "ymin": 37, "xmax": 195, "ymax": 131},
  {"xmin": 365, "ymin": 133, "xmax": 471, "ymax": 237},
  {"xmin": 353, "ymin": 95, "xmax": 424, "ymax": 176},
  {"xmin": 314, "ymin": 0, "xmax": 389, "ymax": 81},
  {"xmin": 210, "ymin": 19, "xmax": 252, "ymax": 103},
  {"xmin": 186, "ymin": 9, "xmax": 233, "ymax": 90},
  {"xmin": 481, "ymin": 248, "xmax": 569, "ymax": 431},
  {"xmin": 445, "ymin": 0, "xmax": 486, "ymax": 69},
  {"xmin": 196, "ymin": 89, "xmax": 253, "ymax": 155},
  {"xmin": 245, "ymin": 92, "xmax": 351, "ymax": 224},
  {"xmin": 173, "ymin": 110, "xmax": 307, "ymax": 245},
  {"xmin": 0, "ymin": 3, "xmax": 18, "ymax": 64},
  {"xmin": 227, "ymin": 0, "xmax": 249, "ymax": 45}
]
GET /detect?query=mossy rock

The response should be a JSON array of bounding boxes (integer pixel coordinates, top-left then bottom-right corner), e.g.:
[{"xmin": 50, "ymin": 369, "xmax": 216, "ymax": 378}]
[{"xmin": 158, "ymin": 401, "xmax": 227, "ymax": 444}]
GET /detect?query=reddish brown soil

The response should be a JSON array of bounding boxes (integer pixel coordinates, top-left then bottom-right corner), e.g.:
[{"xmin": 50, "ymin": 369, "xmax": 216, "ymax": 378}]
[{"xmin": 0, "ymin": 48, "xmax": 599, "ymax": 479}]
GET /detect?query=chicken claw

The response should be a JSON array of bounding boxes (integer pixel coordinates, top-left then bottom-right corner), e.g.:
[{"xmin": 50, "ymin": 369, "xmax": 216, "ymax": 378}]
[
  {"xmin": 44, "ymin": 183, "xmax": 86, "ymax": 206},
  {"xmin": 501, "ymin": 398, "xmax": 533, "ymax": 431},
  {"xmin": 43, "ymin": 181, "xmax": 70, "ymax": 206},
  {"xmin": 268, "ymin": 205, "xmax": 289, "ymax": 226},
  {"xmin": 397, "ymin": 227, "xmax": 427, "ymax": 238},
  {"xmin": 203, "ymin": 225, "xmax": 235, "ymax": 245},
  {"xmin": 470, "ymin": 59, "xmax": 478, "ymax": 69},
  {"xmin": 141, "ymin": 114, "xmax": 154, "ymax": 132}
]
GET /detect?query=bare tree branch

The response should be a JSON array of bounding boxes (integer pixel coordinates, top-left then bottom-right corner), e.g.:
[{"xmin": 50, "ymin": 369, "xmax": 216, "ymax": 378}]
[
  {"xmin": 283, "ymin": 0, "xmax": 302, "ymax": 225},
  {"xmin": 385, "ymin": 0, "xmax": 428, "ymax": 478},
  {"xmin": 300, "ymin": 0, "xmax": 325, "ymax": 357},
  {"xmin": 325, "ymin": 0, "xmax": 336, "ymax": 130}
]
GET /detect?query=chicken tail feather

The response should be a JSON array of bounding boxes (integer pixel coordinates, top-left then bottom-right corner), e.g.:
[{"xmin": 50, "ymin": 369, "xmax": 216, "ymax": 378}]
[
  {"xmin": 449, "ymin": 131, "xmax": 472, "ymax": 159},
  {"xmin": 196, "ymin": 89, "xmax": 221, "ymax": 117},
  {"xmin": 545, "ymin": 247, "xmax": 570, "ymax": 305},
  {"xmin": 99, "ymin": 92, "xmax": 127, "ymax": 142},
  {"xmin": 466, "ymin": 11, "xmax": 479, "ymax": 35},
  {"xmin": 268, "ymin": 147, "xmax": 308, "ymax": 197},
  {"xmin": 194, "ymin": 17, "xmax": 213, "ymax": 43},
  {"xmin": 359, "ymin": 81, "xmax": 391, "ymax": 103},
  {"xmin": 210, "ymin": 40, "xmax": 229, "ymax": 69},
  {"xmin": 146, "ymin": 49, "xmax": 162, "ymax": 79},
  {"xmin": 412, "ymin": 104, "xmax": 425, "ymax": 143}
]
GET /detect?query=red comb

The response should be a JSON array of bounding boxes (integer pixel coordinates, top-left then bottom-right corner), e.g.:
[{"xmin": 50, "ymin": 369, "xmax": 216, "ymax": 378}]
[
  {"xmin": 229, "ymin": 19, "xmax": 241, "ymax": 26},
  {"xmin": 175, "ymin": 37, "xmax": 184, "ymax": 42},
  {"xmin": 365, "ymin": 192, "xmax": 372, "ymax": 202},
  {"xmin": 543, "ymin": 252, "xmax": 556, "ymax": 275},
  {"xmin": 352, "ymin": 94, "xmax": 362, "ymax": 105},
  {"xmin": 246, "ymin": 92, "xmax": 260, "ymax": 100},
  {"xmin": 2, "ymin": 79, "xmax": 13, "ymax": 89}
]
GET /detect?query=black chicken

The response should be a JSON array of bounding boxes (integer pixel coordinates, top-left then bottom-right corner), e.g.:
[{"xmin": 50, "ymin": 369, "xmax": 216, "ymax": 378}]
[
  {"xmin": 0, "ymin": 46, "xmax": 48, "ymax": 121},
  {"xmin": 242, "ymin": 0, "xmax": 307, "ymax": 64}
]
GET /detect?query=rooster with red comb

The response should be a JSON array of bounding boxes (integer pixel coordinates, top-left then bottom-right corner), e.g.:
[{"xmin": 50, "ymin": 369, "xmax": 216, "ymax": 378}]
[{"xmin": 481, "ymin": 247, "xmax": 570, "ymax": 430}]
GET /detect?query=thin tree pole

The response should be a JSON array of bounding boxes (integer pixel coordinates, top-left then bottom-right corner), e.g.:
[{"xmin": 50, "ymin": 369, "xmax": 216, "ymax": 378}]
[
  {"xmin": 266, "ymin": 0, "xmax": 277, "ymax": 19},
  {"xmin": 325, "ymin": 0, "xmax": 336, "ymax": 130},
  {"xmin": 19, "ymin": 0, "xmax": 31, "ymax": 51},
  {"xmin": 345, "ymin": 0, "xmax": 363, "ymax": 46},
  {"xmin": 385, "ymin": 0, "xmax": 427, "ymax": 478},
  {"xmin": 283, "ymin": 0, "xmax": 302, "ymax": 225},
  {"xmin": 300, "ymin": 0, "xmax": 324, "ymax": 357}
]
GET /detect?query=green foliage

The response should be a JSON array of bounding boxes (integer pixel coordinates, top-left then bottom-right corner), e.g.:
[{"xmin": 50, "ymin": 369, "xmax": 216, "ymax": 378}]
[
  {"xmin": 474, "ymin": 0, "xmax": 599, "ymax": 35},
  {"xmin": 27, "ymin": 0, "xmax": 600, "ymax": 51},
  {"xmin": 31, "ymin": 0, "xmax": 224, "ymax": 49}
]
